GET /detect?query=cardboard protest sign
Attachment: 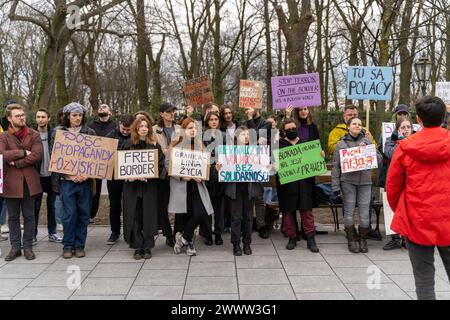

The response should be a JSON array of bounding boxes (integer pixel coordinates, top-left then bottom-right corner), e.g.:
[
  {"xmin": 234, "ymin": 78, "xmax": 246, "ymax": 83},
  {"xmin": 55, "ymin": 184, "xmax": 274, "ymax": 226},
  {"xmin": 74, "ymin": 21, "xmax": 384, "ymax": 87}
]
[
  {"xmin": 271, "ymin": 73, "xmax": 321, "ymax": 109},
  {"xmin": 0, "ymin": 155, "xmax": 3, "ymax": 194},
  {"xmin": 436, "ymin": 82, "xmax": 450, "ymax": 103},
  {"xmin": 169, "ymin": 148, "xmax": 210, "ymax": 180},
  {"xmin": 382, "ymin": 192, "xmax": 395, "ymax": 236},
  {"xmin": 347, "ymin": 66, "xmax": 393, "ymax": 101},
  {"xmin": 339, "ymin": 144, "xmax": 378, "ymax": 174},
  {"xmin": 49, "ymin": 130, "xmax": 118, "ymax": 180},
  {"xmin": 381, "ymin": 122, "xmax": 422, "ymax": 152},
  {"xmin": 183, "ymin": 75, "xmax": 214, "ymax": 107},
  {"xmin": 218, "ymin": 145, "xmax": 271, "ymax": 182},
  {"xmin": 115, "ymin": 149, "xmax": 158, "ymax": 180},
  {"xmin": 274, "ymin": 140, "xmax": 327, "ymax": 185},
  {"xmin": 239, "ymin": 80, "xmax": 264, "ymax": 109}
]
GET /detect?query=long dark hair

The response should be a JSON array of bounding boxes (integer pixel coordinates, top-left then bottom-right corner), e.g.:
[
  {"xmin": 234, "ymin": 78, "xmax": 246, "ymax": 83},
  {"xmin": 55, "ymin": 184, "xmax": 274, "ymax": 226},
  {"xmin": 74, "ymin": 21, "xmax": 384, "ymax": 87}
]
[
  {"xmin": 293, "ymin": 107, "xmax": 313, "ymax": 126},
  {"xmin": 61, "ymin": 112, "xmax": 87, "ymax": 128}
]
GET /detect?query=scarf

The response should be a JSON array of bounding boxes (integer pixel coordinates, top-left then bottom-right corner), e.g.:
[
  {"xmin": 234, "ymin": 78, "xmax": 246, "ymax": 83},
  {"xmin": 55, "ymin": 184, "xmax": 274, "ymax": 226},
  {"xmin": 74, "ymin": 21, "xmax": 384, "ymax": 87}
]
[{"xmin": 8, "ymin": 125, "xmax": 28, "ymax": 143}]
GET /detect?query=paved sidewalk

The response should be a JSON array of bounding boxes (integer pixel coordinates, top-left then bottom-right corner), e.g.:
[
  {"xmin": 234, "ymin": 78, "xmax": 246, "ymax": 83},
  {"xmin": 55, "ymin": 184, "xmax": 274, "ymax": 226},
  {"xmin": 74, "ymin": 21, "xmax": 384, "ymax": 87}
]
[{"xmin": 0, "ymin": 226, "xmax": 449, "ymax": 300}]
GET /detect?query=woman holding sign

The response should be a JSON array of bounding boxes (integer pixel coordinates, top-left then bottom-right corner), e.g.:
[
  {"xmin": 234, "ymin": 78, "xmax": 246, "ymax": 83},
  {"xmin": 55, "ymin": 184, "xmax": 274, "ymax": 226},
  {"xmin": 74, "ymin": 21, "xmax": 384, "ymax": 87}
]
[
  {"xmin": 169, "ymin": 118, "xmax": 214, "ymax": 256},
  {"xmin": 331, "ymin": 118, "xmax": 382, "ymax": 254},
  {"xmin": 122, "ymin": 118, "xmax": 165, "ymax": 260},
  {"xmin": 276, "ymin": 119, "xmax": 320, "ymax": 253}
]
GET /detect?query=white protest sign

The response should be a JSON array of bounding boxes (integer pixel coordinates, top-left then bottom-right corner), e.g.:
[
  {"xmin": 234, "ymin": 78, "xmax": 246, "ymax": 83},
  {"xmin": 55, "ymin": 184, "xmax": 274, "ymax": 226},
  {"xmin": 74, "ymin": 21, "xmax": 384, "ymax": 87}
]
[
  {"xmin": 218, "ymin": 145, "xmax": 271, "ymax": 182},
  {"xmin": 115, "ymin": 149, "xmax": 158, "ymax": 180},
  {"xmin": 436, "ymin": 82, "xmax": 450, "ymax": 103},
  {"xmin": 381, "ymin": 123, "xmax": 422, "ymax": 152},
  {"xmin": 382, "ymin": 192, "xmax": 395, "ymax": 236},
  {"xmin": 340, "ymin": 144, "xmax": 378, "ymax": 174},
  {"xmin": 0, "ymin": 155, "xmax": 3, "ymax": 194},
  {"xmin": 169, "ymin": 148, "xmax": 210, "ymax": 181}
]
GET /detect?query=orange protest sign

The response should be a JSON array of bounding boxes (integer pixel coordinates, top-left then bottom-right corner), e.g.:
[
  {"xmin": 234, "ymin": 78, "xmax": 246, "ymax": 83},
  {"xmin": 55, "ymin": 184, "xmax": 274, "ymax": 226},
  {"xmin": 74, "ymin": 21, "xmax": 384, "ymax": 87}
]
[
  {"xmin": 239, "ymin": 80, "xmax": 263, "ymax": 109},
  {"xmin": 183, "ymin": 75, "xmax": 214, "ymax": 107},
  {"xmin": 49, "ymin": 130, "xmax": 118, "ymax": 180}
]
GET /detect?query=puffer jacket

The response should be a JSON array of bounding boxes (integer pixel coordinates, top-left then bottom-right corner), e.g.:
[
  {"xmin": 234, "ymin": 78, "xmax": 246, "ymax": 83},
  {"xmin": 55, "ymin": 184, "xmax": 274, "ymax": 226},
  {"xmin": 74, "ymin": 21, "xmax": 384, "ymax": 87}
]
[
  {"xmin": 331, "ymin": 132, "xmax": 382, "ymax": 192},
  {"xmin": 386, "ymin": 127, "xmax": 450, "ymax": 246}
]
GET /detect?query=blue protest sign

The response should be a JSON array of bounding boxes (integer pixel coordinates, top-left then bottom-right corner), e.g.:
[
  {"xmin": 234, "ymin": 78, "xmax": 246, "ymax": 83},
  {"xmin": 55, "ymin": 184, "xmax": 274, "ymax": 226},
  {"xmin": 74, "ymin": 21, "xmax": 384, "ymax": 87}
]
[{"xmin": 346, "ymin": 66, "xmax": 393, "ymax": 101}]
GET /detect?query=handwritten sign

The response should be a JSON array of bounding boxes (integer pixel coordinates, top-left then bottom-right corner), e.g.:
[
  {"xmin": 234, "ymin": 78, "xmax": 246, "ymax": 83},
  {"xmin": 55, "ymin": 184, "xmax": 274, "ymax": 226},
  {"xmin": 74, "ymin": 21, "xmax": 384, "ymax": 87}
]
[
  {"xmin": 339, "ymin": 144, "xmax": 378, "ymax": 174},
  {"xmin": 347, "ymin": 66, "xmax": 393, "ymax": 101},
  {"xmin": 183, "ymin": 76, "xmax": 214, "ymax": 107},
  {"xmin": 271, "ymin": 73, "xmax": 321, "ymax": 109},
  {"xmin": 436, "ymin": 82, "xmax": 450, "ymax": 103},
  {"xmin": 239, "ymin": 80, "xmax": 263, "ymax": 109},
  {"xmin": 169, "ymin": 148, "xmax": 210, "ymax": 180},
  {"xmin": 382, "ymin": 192, "xmax": 395, "ymax": 236},
  {"xmin": 274, "ymin": 140, "xmax": 327, "ymax": 185},
  {"xmin": 0, "ymin": 155, "xmax": 3, "ymax": 194},
  {"xmin": 218, "ymin": 145, "xmax": 271, "ymax": 182},
  {"xmin": 49, "ymin": 130, "xmax": 118, "ymax": 180},
  {"xmin": 115, "ymin": 149, "xmax": 158, "ymax": 180},
  {"xmin": 381, "ymin": 122, "xmax": 422, "ymax": 152}
]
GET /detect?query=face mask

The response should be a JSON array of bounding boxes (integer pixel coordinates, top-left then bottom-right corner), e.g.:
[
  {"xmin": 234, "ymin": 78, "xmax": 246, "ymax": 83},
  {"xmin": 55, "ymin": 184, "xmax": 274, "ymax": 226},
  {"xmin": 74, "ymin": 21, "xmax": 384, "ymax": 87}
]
[{"xmin": 286, "ymin": 130, "xmax": 298, "ymax": 140}]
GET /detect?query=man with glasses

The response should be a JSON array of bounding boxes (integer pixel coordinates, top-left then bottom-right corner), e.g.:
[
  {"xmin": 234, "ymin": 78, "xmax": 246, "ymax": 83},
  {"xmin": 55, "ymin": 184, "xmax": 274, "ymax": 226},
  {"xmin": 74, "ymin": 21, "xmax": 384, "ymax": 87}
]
[{"xmin": 0, "ymin": 104, "xmax": 43, "ymax": 261}]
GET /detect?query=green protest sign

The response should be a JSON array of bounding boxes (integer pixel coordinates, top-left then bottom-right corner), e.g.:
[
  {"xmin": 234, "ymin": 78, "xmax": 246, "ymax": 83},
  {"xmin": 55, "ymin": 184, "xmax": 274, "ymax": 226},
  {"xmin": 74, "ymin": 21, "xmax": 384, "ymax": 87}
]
[{"xmin": 274, "ymin": 140, "xmax": 327, "ymax": 185}]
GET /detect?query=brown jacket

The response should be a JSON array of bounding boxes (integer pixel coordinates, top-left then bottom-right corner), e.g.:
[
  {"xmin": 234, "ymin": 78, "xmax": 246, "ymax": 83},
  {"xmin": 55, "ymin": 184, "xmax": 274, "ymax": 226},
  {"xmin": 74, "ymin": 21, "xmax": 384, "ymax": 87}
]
[{"xmin": 0, "ymin": 128, "xmax": 43, "ymax": 198}]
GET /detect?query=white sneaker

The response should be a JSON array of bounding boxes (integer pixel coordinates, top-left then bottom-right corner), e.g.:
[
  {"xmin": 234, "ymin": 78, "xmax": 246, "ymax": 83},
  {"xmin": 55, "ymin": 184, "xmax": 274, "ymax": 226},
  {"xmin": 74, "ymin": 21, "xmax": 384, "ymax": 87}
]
[
  {"xmin": 20, "ymin": 224, "xmax": 24, "ymax": 230},
  {"xmin": 49, "ymin": 233, "xmax": 63, "ymax": 243},
  {"xmin": 186, "ymin": 241, "xmax": 197, "ymax": 256},
  {"xmin": 173, "ymin": 232, "xmax": 186, "ymax": 254},
  {"xmin": 1, "ymin": 224, "xmax": 9, "ymax": 234},
  {"xmin": 0, "ymin": 234, "xmax": 8, "ymax": 241}
]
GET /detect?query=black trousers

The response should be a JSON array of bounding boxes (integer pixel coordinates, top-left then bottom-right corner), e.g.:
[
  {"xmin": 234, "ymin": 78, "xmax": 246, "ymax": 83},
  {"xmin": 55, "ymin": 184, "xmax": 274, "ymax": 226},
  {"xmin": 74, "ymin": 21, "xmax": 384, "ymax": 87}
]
[
  {"xmin": 224, "ymin": 196, "xmax": 232, "ymax": 229},
  {"xmin": 183, "ymin": 191, "xmax": 211, "ymax": 243},
  {"xmin": 407, "ymin": 240, "xmax": 450, "ymax": 300},
  {"xmin": 129, "ymin": 198, "xmax": 155, "ymax": 250},
  {"xmin": 231, "ymin": 188, "xmax": 254, "ymax": 246},
  {"xmin": 90, "ymin": 179, "xmax": 103, "ymax": 218},
  {"xmin": 158, "ymin": 180, "xmax": 173, "ymax": 238},
  {"xmin": 107, "ymin": 180, "xmax": 123, "ymax": 236},
  {"xmin": 34, "ymin": 176, "xmax": 56, "ymax": 236}
]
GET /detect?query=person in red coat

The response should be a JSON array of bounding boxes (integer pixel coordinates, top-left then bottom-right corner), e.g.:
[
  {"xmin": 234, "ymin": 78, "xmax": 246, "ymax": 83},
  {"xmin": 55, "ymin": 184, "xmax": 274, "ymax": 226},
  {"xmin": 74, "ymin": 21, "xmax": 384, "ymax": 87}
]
[{"xmin": 386, "ymin": 96, "xmax": 450, "ymax": 300}]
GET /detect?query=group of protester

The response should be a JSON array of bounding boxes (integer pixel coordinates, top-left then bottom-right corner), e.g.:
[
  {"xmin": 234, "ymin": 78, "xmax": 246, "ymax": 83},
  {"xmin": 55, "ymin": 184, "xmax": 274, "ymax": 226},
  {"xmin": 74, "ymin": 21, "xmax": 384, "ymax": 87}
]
[{"xmin": 0, "ymin": 96, "xmax": 449, "ymax": 301}]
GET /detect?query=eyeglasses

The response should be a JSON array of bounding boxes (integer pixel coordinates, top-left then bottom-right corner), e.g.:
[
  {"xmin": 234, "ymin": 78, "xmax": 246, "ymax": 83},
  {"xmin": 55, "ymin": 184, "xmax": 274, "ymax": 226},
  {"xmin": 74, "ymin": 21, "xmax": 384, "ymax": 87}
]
[{"xmin": 13, "ymin": 114, "xmax": 26, "ymax": 118}]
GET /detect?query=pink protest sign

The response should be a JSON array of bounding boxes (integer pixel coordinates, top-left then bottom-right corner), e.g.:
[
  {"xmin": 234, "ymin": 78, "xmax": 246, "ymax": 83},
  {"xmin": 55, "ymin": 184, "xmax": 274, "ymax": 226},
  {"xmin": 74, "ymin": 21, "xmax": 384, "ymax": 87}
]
[
  {"xmin": 339, "ymin": 145, "xmax": 378, "ymax": 174},
  {"xmin": 271, "ymin": 73, "xmax": 322, "ymax": 109}
]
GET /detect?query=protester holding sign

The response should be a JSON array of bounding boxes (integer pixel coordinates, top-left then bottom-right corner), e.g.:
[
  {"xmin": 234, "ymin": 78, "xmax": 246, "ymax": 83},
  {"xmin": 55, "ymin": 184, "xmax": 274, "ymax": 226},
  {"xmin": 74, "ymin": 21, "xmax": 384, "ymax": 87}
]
[
  {"xmin": 122, "ymin": 117, "xmax": 164, "ymax": 260},
  {"xmin": 381, "ymin": 118, "xmax": 413, "ymax": 251},
  {"xmin": 203, "ymin": 112, "xmax": 225, "ymax": 246},
  {"xmin": 153, "ymin": 103, "xmax": 181, "ymax": 248},
  {"xmin": 276, "ymin": 119, "xmax": 320, "ymax": 253},
  {"xmin": 104, "ymin": 114, "xmax": 134, "ymax": 245},
  {"xmin": 0, "ymin": 104, "xmax": 43, "ymax": 261},
  {"xmin": 220, "ymin": 126, "xmax": 262, "ymax": 256},
  {"xmin": 332, "ymin": 118, "xmax": 382, "ymax": 254},
  {"xmin": 386, "ymin": 96, "xmax": 450, "ymax": 300},
  {"xmin": 170, "ymin": 118, "xmax": 214, "ymax": 257},
  {"xmin": 50, "ymin": 102, "xmax": 96, "ymax": 259}
]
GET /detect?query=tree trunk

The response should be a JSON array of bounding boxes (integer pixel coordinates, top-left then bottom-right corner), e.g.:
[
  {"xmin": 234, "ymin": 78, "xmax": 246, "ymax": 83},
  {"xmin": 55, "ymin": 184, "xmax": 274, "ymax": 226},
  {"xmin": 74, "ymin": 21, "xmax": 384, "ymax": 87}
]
[
  {"xmin": 135, "ymin": 0, "xmax": 150, "ymax": 111},
  {"xmin": 212, "ymin": 0, "xmax": 224, "ymax": 105},
  {"xmin": 264, "ymin": 0, "xmax": 273, "ymax": 111}
]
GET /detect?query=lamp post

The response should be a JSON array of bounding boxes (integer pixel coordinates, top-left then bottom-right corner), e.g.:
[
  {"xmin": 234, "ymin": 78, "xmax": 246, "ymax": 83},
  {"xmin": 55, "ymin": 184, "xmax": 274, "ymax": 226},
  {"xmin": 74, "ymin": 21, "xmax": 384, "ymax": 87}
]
[{"xmin": 414, "ymin": 55, "xmax": 433, "ymax": 97}]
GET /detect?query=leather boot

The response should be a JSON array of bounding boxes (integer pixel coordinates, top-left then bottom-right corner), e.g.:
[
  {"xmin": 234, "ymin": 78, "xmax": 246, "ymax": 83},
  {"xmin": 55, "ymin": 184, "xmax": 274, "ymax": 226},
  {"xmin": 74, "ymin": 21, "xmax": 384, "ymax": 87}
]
[
  {"xmin": 305, "ymin": 232, "xmax": 319, "ymax": 253},
  {"xmin": 345, "ymin": 226, "xmax": 360, "ymax": 253},
  {"xmin": 358, "ymin": 226, "xmax": 369, "ymax": 253},
  {"xmin": 286, "ymin": 238, "xmax": 297, "ymax": 250}
]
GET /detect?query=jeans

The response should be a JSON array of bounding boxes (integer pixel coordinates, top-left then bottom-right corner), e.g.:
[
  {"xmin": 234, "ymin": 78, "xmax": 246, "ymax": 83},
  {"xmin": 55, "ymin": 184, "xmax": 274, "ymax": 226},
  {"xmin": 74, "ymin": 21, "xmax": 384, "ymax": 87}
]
[
  {"xmin": 107, "ymin": 180, "xmax": 123, "ymax": 236},
  {"xmin": 341, "ymin": 182, "xmax": 371, "ymax": 228},
  {"xmin": 0, "ymin": 199, "xmax": 7, "ymax": 225},
  {"xmin": 90, "ymin": 179, "xmax": 102, "ymax": 219},
  {"xmin": 231, "ymin": 187, "xmax": 255, "ymax": 246},
  {"xmin": 54, "ymin": 195, "xmax": 63, "ymax": 225},
  {"xmin": 60, "ymin": 180, "xmax": 92, "ymax": 249},
  {"xmin": 5, "ymin": 184, "xmax": 36, "ymax": 249},
  {"xmin": 407, "ymin": 240, "xmax": 450, "ymax": 300},
  {"xmin": 34, "ymin": 176, "xmax": 57, "ymax": 236}
]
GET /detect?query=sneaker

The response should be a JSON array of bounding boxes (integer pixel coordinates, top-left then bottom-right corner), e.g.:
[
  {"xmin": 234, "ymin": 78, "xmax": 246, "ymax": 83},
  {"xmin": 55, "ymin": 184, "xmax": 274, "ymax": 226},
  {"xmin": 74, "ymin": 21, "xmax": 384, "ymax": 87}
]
[
  {"xmin": 20, "ymin": 224, "xmax": 24, "ymax": 230},
  {"xmin": 106, "ymin": 234, "xmax": 119, "ymax": 245},
  {"xmin": 0, "ymin": 234, "xmax": 8, "ymax": 241},
  {"xmin": 74, "ymin": 248, "xmax": 85, "ymax": 258},
  {"xmin": 142, "ymin": 249, "xmax": 152, "ymax": 260},
  {"xmin": 368, "ymin": 228, "xmax": 383, "ymax": 241},
  {"xmin": 173, "ymin": 232, "xmax": 186, "ymax": 254},
  {"xmin": 1, "ymin": 224, "xmax": 9, "ymax": 234},
  {"xmin": 133, "ymin": 249, "xmax": 143, "ymax": 260},
  {"xmin": 383, "ymin": 238, "xmax": 402, "ymax": 251},
  {"xmin": 24, "ymin": 248, "xmax": 36, "ymax": 260},
  {"xmin": 49, "ymin": 233, "xmax": 63, "ymax": 243},
  {"xmin": 186, "ymin": 241, "xmax": 196, "ymax": 256},
  {"xmin": 63, "ymin": 248, "xmax": 73, "ymax": 259}
]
